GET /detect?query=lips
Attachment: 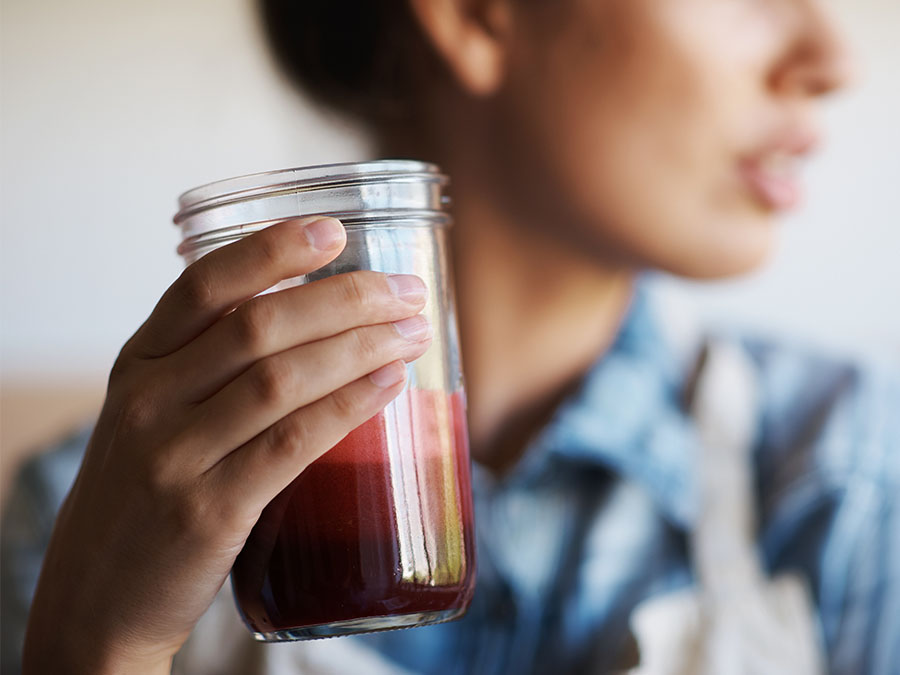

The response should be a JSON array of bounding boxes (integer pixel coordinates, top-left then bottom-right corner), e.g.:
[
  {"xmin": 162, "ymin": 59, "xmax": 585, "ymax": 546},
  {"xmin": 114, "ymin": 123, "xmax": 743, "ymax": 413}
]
[
  {"xmin": 739, "ymin": 153, "xmax": 803, "ymax": 211},
  {"xmin": 739, "ymin": 126, "xmax": 821, "ymax": 212}
]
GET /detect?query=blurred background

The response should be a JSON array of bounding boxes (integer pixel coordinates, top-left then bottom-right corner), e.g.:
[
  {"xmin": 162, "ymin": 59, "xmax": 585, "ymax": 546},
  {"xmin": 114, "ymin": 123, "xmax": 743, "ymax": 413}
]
[{"xmin": 2, "ymin": 0, "xmax": 899, "ymax": 495}]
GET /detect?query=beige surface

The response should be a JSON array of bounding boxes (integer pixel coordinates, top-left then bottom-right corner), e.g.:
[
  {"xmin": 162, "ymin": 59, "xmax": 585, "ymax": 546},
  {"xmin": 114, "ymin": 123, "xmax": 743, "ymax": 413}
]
[{"xmin": 0, "ymin": 381, "xmax": 106, "ymax": 503}]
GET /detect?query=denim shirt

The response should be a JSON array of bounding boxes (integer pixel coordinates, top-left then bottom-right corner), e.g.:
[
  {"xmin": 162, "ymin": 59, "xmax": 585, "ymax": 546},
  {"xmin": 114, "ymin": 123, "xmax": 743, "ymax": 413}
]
[{"xmin": 3, "ymin": 291, "xmax": 898, "ymax": 674}]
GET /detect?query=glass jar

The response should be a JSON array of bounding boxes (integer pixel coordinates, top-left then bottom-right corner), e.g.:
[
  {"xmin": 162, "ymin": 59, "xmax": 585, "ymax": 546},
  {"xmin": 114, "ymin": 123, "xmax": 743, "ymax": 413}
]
[{"xmin": 173, "ymin": 160, "xmax": 476, "ymax": 641}]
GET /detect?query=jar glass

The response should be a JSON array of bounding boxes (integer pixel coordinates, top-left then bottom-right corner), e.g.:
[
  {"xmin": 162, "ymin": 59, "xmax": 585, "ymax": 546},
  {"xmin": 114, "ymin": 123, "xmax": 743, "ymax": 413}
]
[{"xmin": 173, "ymin": 160, "xmax": 476, "ymax": 641}]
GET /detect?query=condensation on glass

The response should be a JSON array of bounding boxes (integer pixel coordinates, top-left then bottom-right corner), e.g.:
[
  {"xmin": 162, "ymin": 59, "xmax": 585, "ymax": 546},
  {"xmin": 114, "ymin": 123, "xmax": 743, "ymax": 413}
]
[{"xmin": 174, "ymin": 161, "xmax": 475, "ymax": 641}]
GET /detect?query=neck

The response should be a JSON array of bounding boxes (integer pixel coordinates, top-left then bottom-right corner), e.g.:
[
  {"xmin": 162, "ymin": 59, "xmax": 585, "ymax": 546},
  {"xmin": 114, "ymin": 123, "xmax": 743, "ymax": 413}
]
[
  {"xmin": 382, "ymin": 98, "xmax": 636, "ymax": 472},
  {"xmin": 448, "ymin": 183, "xmax": 634, "ymax": 472}
]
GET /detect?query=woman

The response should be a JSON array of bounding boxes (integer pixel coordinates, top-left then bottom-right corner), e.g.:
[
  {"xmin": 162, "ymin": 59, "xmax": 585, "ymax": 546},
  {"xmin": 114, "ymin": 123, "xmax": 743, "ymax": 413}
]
[{"xmin": 7, "ymin": 0, "xmax": 898, "ymax": 672}]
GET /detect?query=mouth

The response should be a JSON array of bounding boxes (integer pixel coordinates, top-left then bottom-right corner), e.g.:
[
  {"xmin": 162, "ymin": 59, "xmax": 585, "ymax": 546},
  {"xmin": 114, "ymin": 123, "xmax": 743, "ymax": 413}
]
[
  {"xmin": 739, "ymin": 152, "xmax": 804, "ymax": 211},
  {"xmin": 738, "ymin": 127, "xmax": 820, "ymax": 212}
]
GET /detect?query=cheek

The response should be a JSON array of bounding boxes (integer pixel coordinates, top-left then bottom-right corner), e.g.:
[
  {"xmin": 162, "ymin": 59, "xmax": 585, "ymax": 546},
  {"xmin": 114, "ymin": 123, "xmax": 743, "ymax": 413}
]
[{"xmin": 502, "ymin": 0, "xmax": 786, "ymax": 277}]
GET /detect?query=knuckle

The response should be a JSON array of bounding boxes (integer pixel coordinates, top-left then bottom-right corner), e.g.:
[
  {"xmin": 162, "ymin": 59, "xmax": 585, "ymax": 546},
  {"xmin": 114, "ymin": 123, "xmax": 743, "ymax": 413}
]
[
  {"xmin": 267, "ymin": 415, "xmax": 307, "ymax": 461},
  {"xmin": 175, "ymin": 266, "xmax": 215, "ymax": 312},
  {"xmin": 337, "ymin": 271, "xmax": 372, "ymax": 308},
  {"xmin": 350, "ymin": 326, "xmax": 384, "ymax": 362},
  {"xmin": 141, "ymin": 446, "xmax": 228, "ymax": 543},
  {"xmin": 116, "ymin": 389, "xmax": 157, "ymax": 434},
  {"xmin": 169, "ymin": 488, "xmax": 213, "ymax": 542},
  {"xmin": 330, "ymin": 386, "xmax": 363, "ymax": 421},
  {"xmin": 215, "ymin": 499, "xmax": 254, "ymax": 536},
  {"xmin": 143, "ymin": 446, "xmax": 176, "ymax": 493},
  {"xmin": 256, "ymin": 229, "xmax": 289, "ymax": 269},
  {"xmin": 233, "ymin": 298, "xmax": 274, "ymax": 352},
  {"xmin": 250, "ymin": 358, "xmax": 293, "ymax": 406}
]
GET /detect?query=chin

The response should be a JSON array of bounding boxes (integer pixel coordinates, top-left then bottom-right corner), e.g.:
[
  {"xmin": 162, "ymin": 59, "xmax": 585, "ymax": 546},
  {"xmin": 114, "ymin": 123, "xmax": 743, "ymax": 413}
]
[{"xmin": 665, "ymin": 213, "xmax": 779, "ymax": 280}]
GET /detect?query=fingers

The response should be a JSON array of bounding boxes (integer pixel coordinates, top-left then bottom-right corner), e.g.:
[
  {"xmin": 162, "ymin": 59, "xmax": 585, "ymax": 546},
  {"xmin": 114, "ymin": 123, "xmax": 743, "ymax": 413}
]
[
  {"xmin": 176, "ymin": 317, "xmax": 433, "ymax": 471},
  {"xmin": 129, "ymin": 217, "xmax": 347, "ymax": 358},
  {"xmin": 168, "ymin": 271, "xmax": 428, "ymax": 404},
  {"xmin": 207, "ymin": 361, "xmax": 409, "ymax": 516}
]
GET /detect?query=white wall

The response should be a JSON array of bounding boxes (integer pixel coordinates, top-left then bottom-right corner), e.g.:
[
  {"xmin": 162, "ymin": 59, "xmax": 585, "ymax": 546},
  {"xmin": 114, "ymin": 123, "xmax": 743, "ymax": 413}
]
[
  {"xmin": 0, "ymin": 0, "xmax": 369, "ymax": 382},
  {"xmin": 2, "ymin": 0, "xmax": 899, "ymax": 383}
]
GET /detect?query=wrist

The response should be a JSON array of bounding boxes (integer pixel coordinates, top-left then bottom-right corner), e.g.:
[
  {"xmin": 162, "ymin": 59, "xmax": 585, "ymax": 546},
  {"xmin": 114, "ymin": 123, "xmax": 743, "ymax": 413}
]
[
  {"xmin": 24, "ymin": 615, "xmax": 174, "ymax": 675},
  {"xmin": 24, "ymin": 641, "xmax": 172, "ymax": 675},
  {"xmin": 24, "ymin": 524, "xmax": 180, "ymax": 674}
]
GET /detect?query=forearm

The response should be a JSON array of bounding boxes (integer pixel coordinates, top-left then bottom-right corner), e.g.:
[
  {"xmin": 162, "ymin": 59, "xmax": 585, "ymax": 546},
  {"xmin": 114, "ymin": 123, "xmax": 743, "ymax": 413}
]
[
  {"xmin": 22, "ymin": 541, "xmax": 176, "ymax": 675},
  {"xmin": 23, "ymin": 643, "xmax": 172, "ymax": 675},
  {"xmin": 23, "ymin": 613, "xmax": 173, "ymax": 675}
]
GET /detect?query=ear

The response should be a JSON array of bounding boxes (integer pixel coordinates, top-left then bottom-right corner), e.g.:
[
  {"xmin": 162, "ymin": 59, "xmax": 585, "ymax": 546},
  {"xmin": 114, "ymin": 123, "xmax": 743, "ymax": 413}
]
[{"xmin": 407, "ymin": 0, "xmax": 512, "ymax": 96}]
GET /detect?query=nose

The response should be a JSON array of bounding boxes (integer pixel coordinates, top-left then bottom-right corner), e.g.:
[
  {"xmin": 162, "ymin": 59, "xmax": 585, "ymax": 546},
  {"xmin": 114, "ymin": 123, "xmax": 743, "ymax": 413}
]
[{"xmin": 769, "ymin": 0, "xmax": 856, "ymax": 99}]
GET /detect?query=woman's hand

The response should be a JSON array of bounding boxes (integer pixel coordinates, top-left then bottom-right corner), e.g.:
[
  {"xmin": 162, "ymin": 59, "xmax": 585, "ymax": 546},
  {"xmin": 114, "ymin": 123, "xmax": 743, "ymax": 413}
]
[{"xmin": 22, "ymin": 217, "xmax": 432, "ymax": 674}]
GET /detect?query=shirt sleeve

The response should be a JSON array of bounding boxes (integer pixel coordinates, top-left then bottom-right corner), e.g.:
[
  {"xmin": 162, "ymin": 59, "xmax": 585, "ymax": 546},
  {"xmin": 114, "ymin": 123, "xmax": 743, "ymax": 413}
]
[
  {"xmin": 750, "ymin": 344, "xmax": 900, "ymax": 675},
  {"xmin": 0, "ymin": 429, "xmax": 90, "ymax": 675}
]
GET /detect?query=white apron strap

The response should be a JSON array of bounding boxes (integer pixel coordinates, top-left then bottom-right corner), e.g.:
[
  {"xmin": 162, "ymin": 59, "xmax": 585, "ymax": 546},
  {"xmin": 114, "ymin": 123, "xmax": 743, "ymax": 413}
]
[{"xmin": 627, "ymin": 339, "xmax": 825, "ymax": 675}]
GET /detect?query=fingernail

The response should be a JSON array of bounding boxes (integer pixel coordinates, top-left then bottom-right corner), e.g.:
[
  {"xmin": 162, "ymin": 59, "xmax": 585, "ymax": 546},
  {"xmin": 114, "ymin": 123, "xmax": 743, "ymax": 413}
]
[
  {"xmin": 303, "ymin": 217, "xmax": 344, "ymax": 250},
  {"xmin": 370, "ymin": 362, "xmax": 407, "ymax": 388},
  {"xmin": 392, "ymin": 315, "xmax": 433, "ymax": 342},
  {"xmin": 386, "ymin": 274, "xmax": 427, "ymax": 303}
]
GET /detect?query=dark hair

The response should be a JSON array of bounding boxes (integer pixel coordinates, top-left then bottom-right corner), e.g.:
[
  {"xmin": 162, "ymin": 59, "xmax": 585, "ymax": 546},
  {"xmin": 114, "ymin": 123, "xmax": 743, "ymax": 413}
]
[{"xmin": 258, "ymin": 0, "xmax": 438, "ymax": 133}]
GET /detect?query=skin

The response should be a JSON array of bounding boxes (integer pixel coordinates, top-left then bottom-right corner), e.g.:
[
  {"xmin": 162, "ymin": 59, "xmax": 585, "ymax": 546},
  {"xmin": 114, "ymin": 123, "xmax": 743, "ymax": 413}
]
[
  {"xmin": 405, "ymin": 0, "xmax": 851, "ymax": 457},
  {"xmin": 24, "ymin": 0, "xmax": 851, "ymax": 671}
]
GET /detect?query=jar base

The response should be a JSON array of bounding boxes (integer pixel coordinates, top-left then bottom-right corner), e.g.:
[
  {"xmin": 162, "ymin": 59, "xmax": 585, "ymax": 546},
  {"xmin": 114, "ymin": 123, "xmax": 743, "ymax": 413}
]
[{"xmin": 251, "ymin": 606, "xmax": 467, "ymax": 642}]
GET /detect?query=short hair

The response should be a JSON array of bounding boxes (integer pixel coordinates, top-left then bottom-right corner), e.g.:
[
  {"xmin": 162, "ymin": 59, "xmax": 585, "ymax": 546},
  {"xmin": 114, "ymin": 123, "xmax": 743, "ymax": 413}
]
[{"xmin": 258, "ymin": 0, "xmax": 438, "ymax": 132}]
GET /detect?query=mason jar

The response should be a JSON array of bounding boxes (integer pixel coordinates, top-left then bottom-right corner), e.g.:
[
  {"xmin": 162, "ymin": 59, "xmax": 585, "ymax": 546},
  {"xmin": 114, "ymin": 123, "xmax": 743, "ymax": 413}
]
[{"xmin": 173, "ymin": 160, "xmax": 476, "ymax": 641}]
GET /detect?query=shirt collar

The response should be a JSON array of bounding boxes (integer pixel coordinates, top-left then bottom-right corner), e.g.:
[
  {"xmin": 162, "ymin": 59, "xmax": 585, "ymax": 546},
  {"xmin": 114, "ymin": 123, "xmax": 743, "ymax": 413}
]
[{"xmin": 481, "ymin": 285, "xmax": 700, "ymax": 529}]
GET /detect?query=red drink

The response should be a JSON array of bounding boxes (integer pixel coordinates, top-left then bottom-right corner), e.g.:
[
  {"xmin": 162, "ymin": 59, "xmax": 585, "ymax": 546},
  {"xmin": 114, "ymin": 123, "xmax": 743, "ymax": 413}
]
[{"xmin": 231, "ymin": 388, "xmax": 476, "ymax": 638}]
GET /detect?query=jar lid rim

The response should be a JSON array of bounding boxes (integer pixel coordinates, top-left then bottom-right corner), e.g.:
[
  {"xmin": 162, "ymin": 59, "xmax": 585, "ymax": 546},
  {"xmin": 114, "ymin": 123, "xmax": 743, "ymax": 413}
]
[{"xmin": 175, "ymin": 159, "xmax": 442, "ymax": 223}]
